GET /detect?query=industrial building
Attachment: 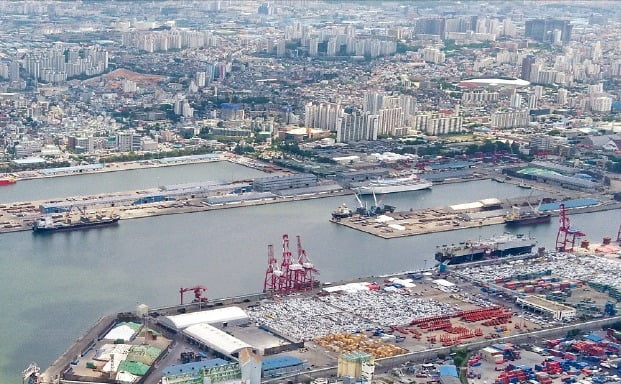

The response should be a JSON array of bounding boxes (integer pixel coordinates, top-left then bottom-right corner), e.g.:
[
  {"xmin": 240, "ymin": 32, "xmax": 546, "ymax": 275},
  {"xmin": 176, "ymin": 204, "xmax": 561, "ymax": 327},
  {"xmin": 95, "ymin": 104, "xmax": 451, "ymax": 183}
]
[
  {"xmin": 439, "ymin": 365, "xmax": 460, "ymax": 384},
  {"xmin": 516, "ymin": 295, "xmax": 576, "ymax": 321},
  {"xmin": 161, "ymin": 358, "xmax": 233, "ymax": 384},
  {"xmin": 261, "ymin": 356, "xmax": 305, "ymax": 378},
  {"xmin": 183, "ymin": 323, "xmax": 254, "ymax": 358},
  {"xmin": 38, "ymin": 182, "xmax": 252, "ymax": 214},
  {"xmin": 335, "ymin": 169, "xmax": 390, "ymax": 186},
  {"xmin": 517, "ymin": 168, "xmax": 601, "ymax": 191},
  {"xmin": 161, "ymin": 350, "xmax": 261, "ymax": 384},
  {"xmin": 337, "ymin": 351, "xmax": 375, "ymax": 384},
  {"xmin": 158, "ymin": 306, "xmax": 250, "ymax": 332},
  {"xmin": 252, "ymin": 174, "xmax": 318, "ymax": 192}
]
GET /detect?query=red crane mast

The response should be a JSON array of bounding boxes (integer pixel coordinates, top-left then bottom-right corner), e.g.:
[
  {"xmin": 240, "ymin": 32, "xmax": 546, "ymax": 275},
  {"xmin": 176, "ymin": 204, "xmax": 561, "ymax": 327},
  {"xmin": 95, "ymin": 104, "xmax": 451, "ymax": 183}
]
[
  {"xmin": 263, "ymin": 244, "xmax": 283, "ymax": 294},
  {"xmin": 296, "ymin": 235, "xmax": 318, "ymax": 291},
  {"xmin": 262, "ymin": 234, "xmax": 321, "ymax": 295},
  {"xmin": 555, "ymin": 203, "xmax": 585, "ymax": 252},
  {"xmin": 280, "ymin": 234, "xmax": 295, "ymax": 294}
]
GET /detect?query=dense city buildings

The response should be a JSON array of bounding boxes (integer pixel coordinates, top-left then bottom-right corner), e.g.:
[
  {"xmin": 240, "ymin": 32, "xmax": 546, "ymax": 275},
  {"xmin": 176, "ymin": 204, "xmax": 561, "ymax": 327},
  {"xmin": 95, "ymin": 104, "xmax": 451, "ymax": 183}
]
[{"xmin": 0, "ymin": 0, "xmax": 619, "ymax": 165}]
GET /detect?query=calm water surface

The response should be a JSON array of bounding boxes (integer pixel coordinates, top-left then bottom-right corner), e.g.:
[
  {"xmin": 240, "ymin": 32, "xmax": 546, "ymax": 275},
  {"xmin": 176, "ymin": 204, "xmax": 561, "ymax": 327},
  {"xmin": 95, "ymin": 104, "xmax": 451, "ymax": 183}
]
[{"xmin": 0, "ymin": 165, "xmax": 615, "ymax": 383}]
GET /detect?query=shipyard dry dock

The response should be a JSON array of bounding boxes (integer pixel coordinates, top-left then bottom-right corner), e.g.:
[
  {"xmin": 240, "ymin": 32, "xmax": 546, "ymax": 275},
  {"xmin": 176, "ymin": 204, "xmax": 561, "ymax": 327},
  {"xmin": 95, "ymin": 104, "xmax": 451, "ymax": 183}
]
[{"xmin": 331, "ymin": 197, "xmax": 621, "ymax": 239}]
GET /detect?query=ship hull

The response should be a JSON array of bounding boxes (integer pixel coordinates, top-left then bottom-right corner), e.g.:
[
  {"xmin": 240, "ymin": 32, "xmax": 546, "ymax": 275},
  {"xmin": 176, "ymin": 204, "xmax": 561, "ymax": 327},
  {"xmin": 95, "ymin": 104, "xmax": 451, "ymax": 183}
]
[
  {"xmin": 505, "ymin": 214, "xmax": 551, "ymax": 226},
  {"xmin": 33, "ymin": 217, "xmax": 120, "ymax": 233},
  {"xmin": 435, "ymin": 245, "xmax": 534, "ymax": 265},
  {"xmin": 356, "ymin": 181, "xmax": 432, "ymax": 195},
  {"xmin": 0, "ymin": 178, "xmax": 16, "ymax": 185},
  {"xmin": 435, "ymin": 235, "xmax": 535, "ymax": 265},
  {"xmin": 331, "ymin": 212, "xmax": 352, "ymax": 219}
]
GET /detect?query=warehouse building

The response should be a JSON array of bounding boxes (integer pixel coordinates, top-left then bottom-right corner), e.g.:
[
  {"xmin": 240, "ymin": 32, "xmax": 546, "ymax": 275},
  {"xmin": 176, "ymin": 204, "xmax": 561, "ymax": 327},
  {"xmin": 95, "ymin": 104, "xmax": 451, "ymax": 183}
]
[
  {"xmin": 183, "ymin": 323, "xmax": 254, "ymax": 358},
  {"xmin": 261, "ymin": 356, "xmax": 305, "ymax": 378},
  {"xmin": 161, "ymin": 350, "xmax": 261, "ymax": 384},
  {"xmin": 252, "ymin": 174, "xmax": 318, "ymax": 192},
  {"xmin": 158, "ymin": 306, "xmax": 250, "ymax": 332},
  {"xmin": 516, "ymin": 295, "xmax": 576, "ymax": 321}
]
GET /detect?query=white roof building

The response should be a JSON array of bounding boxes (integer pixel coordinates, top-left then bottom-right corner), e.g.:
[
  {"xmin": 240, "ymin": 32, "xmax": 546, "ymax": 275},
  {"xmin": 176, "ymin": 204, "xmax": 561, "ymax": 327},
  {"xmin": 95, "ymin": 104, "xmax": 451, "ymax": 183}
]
[
  {"xmin": 104, "ymin": 324, "xmax": 138, "ymax": 342},
  {"xmin": 158, "ymin": 306, "xmax": 250, "ymax": 331},
  {"xmin": 183, "ymin": 323, "xmax": 253, "ymax": 357}
]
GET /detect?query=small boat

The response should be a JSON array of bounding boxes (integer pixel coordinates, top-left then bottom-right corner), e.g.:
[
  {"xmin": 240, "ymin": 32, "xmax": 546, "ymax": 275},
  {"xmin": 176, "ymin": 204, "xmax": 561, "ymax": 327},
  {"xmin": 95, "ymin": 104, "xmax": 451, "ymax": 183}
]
[
  {"xmin": 0, "ymin": 176, "xmax": 16, "ymax": 186},
  {"xmin": 492, "ymin": 177, "xmax": 505, "ymax": 183},
  {"xmin": 518, "ymin": 181, "xmax": 532, "ymax": 189}
]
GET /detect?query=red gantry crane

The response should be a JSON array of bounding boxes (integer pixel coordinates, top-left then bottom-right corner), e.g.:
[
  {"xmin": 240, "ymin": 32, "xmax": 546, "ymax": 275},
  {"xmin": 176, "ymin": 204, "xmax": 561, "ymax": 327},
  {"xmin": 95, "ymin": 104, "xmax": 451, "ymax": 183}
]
[
  {"xmin": 179, "ymin": 285, "xmax": 208, "ymax": 305},
  {"xmin": 555, "ymin": 203, "xmax": 586, "ymax": 252},
  {"xmin": 263, "ymin": 244, "xmax": 284, "ymax": 294},
  {"xmin": 263, "ymin": 234, "xmax": 320, "ymax": 295},
  {"xmin": 296, "ymin": 235, "xmax": 318, "ymax": 291}
]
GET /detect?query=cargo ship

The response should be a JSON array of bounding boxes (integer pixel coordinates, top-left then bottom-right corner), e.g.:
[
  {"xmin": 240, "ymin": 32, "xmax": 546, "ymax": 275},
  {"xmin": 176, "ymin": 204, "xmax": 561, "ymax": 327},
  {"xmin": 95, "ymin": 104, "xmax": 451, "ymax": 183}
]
[
  {"xmin": 0, "ymin": 176, "xmax": 16, "ymax": 186},
  {"xmin": 505, "ymin": 210, "xmax": 551, "ymax": 226},
  {"xmin": 32, "ymin": 213, "xmax": 120, "ymax": 233},
  {"xmin": 504, "ymin": 205, "xmax": 551, "ymax": 226},
  {"xmin": 354, "ymin": 174, "xmax": 432, "ymax": 195},
  {"xmin": 435, "ymin": 233, "xmax": 536, "ymax": 265}
]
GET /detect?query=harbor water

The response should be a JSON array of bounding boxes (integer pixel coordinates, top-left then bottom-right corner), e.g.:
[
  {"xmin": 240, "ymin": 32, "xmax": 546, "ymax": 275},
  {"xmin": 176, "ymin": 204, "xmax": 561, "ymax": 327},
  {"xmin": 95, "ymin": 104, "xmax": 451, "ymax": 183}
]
[{"xmin": 0, "ymin": 162, "xmax": 618, "ymax": 383}]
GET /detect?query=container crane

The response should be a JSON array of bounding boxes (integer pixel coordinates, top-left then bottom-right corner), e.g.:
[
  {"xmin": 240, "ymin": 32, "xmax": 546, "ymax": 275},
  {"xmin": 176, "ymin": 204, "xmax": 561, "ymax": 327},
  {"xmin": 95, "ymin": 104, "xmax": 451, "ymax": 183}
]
[
  {"xmin": 263, "ymin": 235, "xmax": 319, "ymax": 295},
  {"xmin": 263, "ymin": 244, "xmax": 284, "ymax": 294},
  {"xmin": 555, "ymin": 203, "xmax": 585, "ymax": 252},
  {"xmin": 296, "ymin": 235, "xmax": 319, "ymax": 291},
  {"xmin": 280, "ymin": 234, "xmax": 295, "ymax": 294},
  {"xmin": 179, "ymin": 285, "xmax": 208, "ymax": 305}
]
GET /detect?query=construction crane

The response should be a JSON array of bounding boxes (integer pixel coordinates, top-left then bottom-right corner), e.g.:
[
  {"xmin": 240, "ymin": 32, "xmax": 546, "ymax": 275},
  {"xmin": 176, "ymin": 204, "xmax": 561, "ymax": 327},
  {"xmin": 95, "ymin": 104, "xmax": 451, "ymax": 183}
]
[
  {"xmin": 555, "ymin": 203, "xmax": 586, "ymax": 252},
  {"xmin": 179, "ymin": 285, "xmax": 208, "ymax": 305}
]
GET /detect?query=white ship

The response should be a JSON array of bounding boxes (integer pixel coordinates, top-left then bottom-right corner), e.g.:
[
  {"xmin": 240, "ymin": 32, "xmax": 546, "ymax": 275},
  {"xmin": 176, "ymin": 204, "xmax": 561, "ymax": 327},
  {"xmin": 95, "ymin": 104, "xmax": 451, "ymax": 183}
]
[{"xmin": 354, "ymin": 175, "xmax": 432, "ymax": 195}]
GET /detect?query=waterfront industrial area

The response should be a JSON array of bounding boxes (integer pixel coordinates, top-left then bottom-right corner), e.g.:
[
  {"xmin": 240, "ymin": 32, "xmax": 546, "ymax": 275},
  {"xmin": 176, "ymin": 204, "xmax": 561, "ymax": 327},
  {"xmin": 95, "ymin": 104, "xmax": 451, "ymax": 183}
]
[
  {"xmin": 8, "ymin": 1, "xmax": 621, "ymax": 384},
  {"xmin": 1, "ymin": 153, "xmax": 620, "ymax": 237},
  {"xmin": 9, "ymin": 151, "xmax": 621, "ymax": 384},
  {"xmin": 31, "ymin": 242, "xmax": 621, "ymax": 384}
]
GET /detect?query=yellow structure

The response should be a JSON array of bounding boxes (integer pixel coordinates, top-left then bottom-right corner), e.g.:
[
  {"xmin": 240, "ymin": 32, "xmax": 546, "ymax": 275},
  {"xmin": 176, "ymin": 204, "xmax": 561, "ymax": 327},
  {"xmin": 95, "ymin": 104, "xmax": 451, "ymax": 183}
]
[{"xmin": 337, "ymin": 351, "xmax": 375, "ymax": 384}]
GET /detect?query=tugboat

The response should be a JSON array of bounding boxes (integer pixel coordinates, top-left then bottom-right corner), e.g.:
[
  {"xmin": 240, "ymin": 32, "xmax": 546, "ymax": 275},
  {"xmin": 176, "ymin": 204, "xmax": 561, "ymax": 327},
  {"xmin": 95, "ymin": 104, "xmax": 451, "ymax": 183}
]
[{"xmin": 331, "ymin": 204, "xmax": 353, "ymax": 220}]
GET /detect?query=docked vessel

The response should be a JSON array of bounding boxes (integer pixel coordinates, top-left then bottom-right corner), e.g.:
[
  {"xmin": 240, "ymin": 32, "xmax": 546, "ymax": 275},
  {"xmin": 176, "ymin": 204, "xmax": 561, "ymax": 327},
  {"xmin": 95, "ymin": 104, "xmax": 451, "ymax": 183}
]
[
  {"xmin": 331, "ymin": 204, "xmax": 353, "ymax": 219},
  {"xmin": 504, "ymin": 203, "xmax": 551, "ymax": 226},
  {"xmin": 354, "ymin": 174, "xmax": 432, "ymax": 195},
  {"xmin": 505, "ymin": 210, "xmax": 551, "ymax": 226},
  {"xmin": 0, "ymin": 176, "xmax": 16, "ymax": 186},
  {"xmin": 435, "ymin": 233, "xmax": 536, "ymax": 265},
  {"xmin": 33, "ymin": 213, "xmax": 120, "ymax": 233}
]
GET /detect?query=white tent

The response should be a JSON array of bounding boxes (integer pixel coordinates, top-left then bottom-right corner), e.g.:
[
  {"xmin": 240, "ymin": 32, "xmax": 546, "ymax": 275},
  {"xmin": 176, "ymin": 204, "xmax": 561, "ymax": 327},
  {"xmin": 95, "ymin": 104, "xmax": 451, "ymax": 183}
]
[{"xmin": 104, "ymin": 324, "xmax": 138, "ymax": 341}]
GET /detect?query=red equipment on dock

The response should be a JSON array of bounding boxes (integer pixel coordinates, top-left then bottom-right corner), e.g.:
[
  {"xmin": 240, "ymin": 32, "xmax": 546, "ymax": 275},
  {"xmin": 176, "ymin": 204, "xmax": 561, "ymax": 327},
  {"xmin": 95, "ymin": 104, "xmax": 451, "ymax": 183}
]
[
  {"xmin": 179, "ymin": 285, "xmax": 208, "ymax": 305},
  {"xmin": 555, "ymin": 203, "xmax": 585, "ymax": 252},
  {"xmin": 263, "ymin": 234, "xmax": 319, "ymax": 295}
]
